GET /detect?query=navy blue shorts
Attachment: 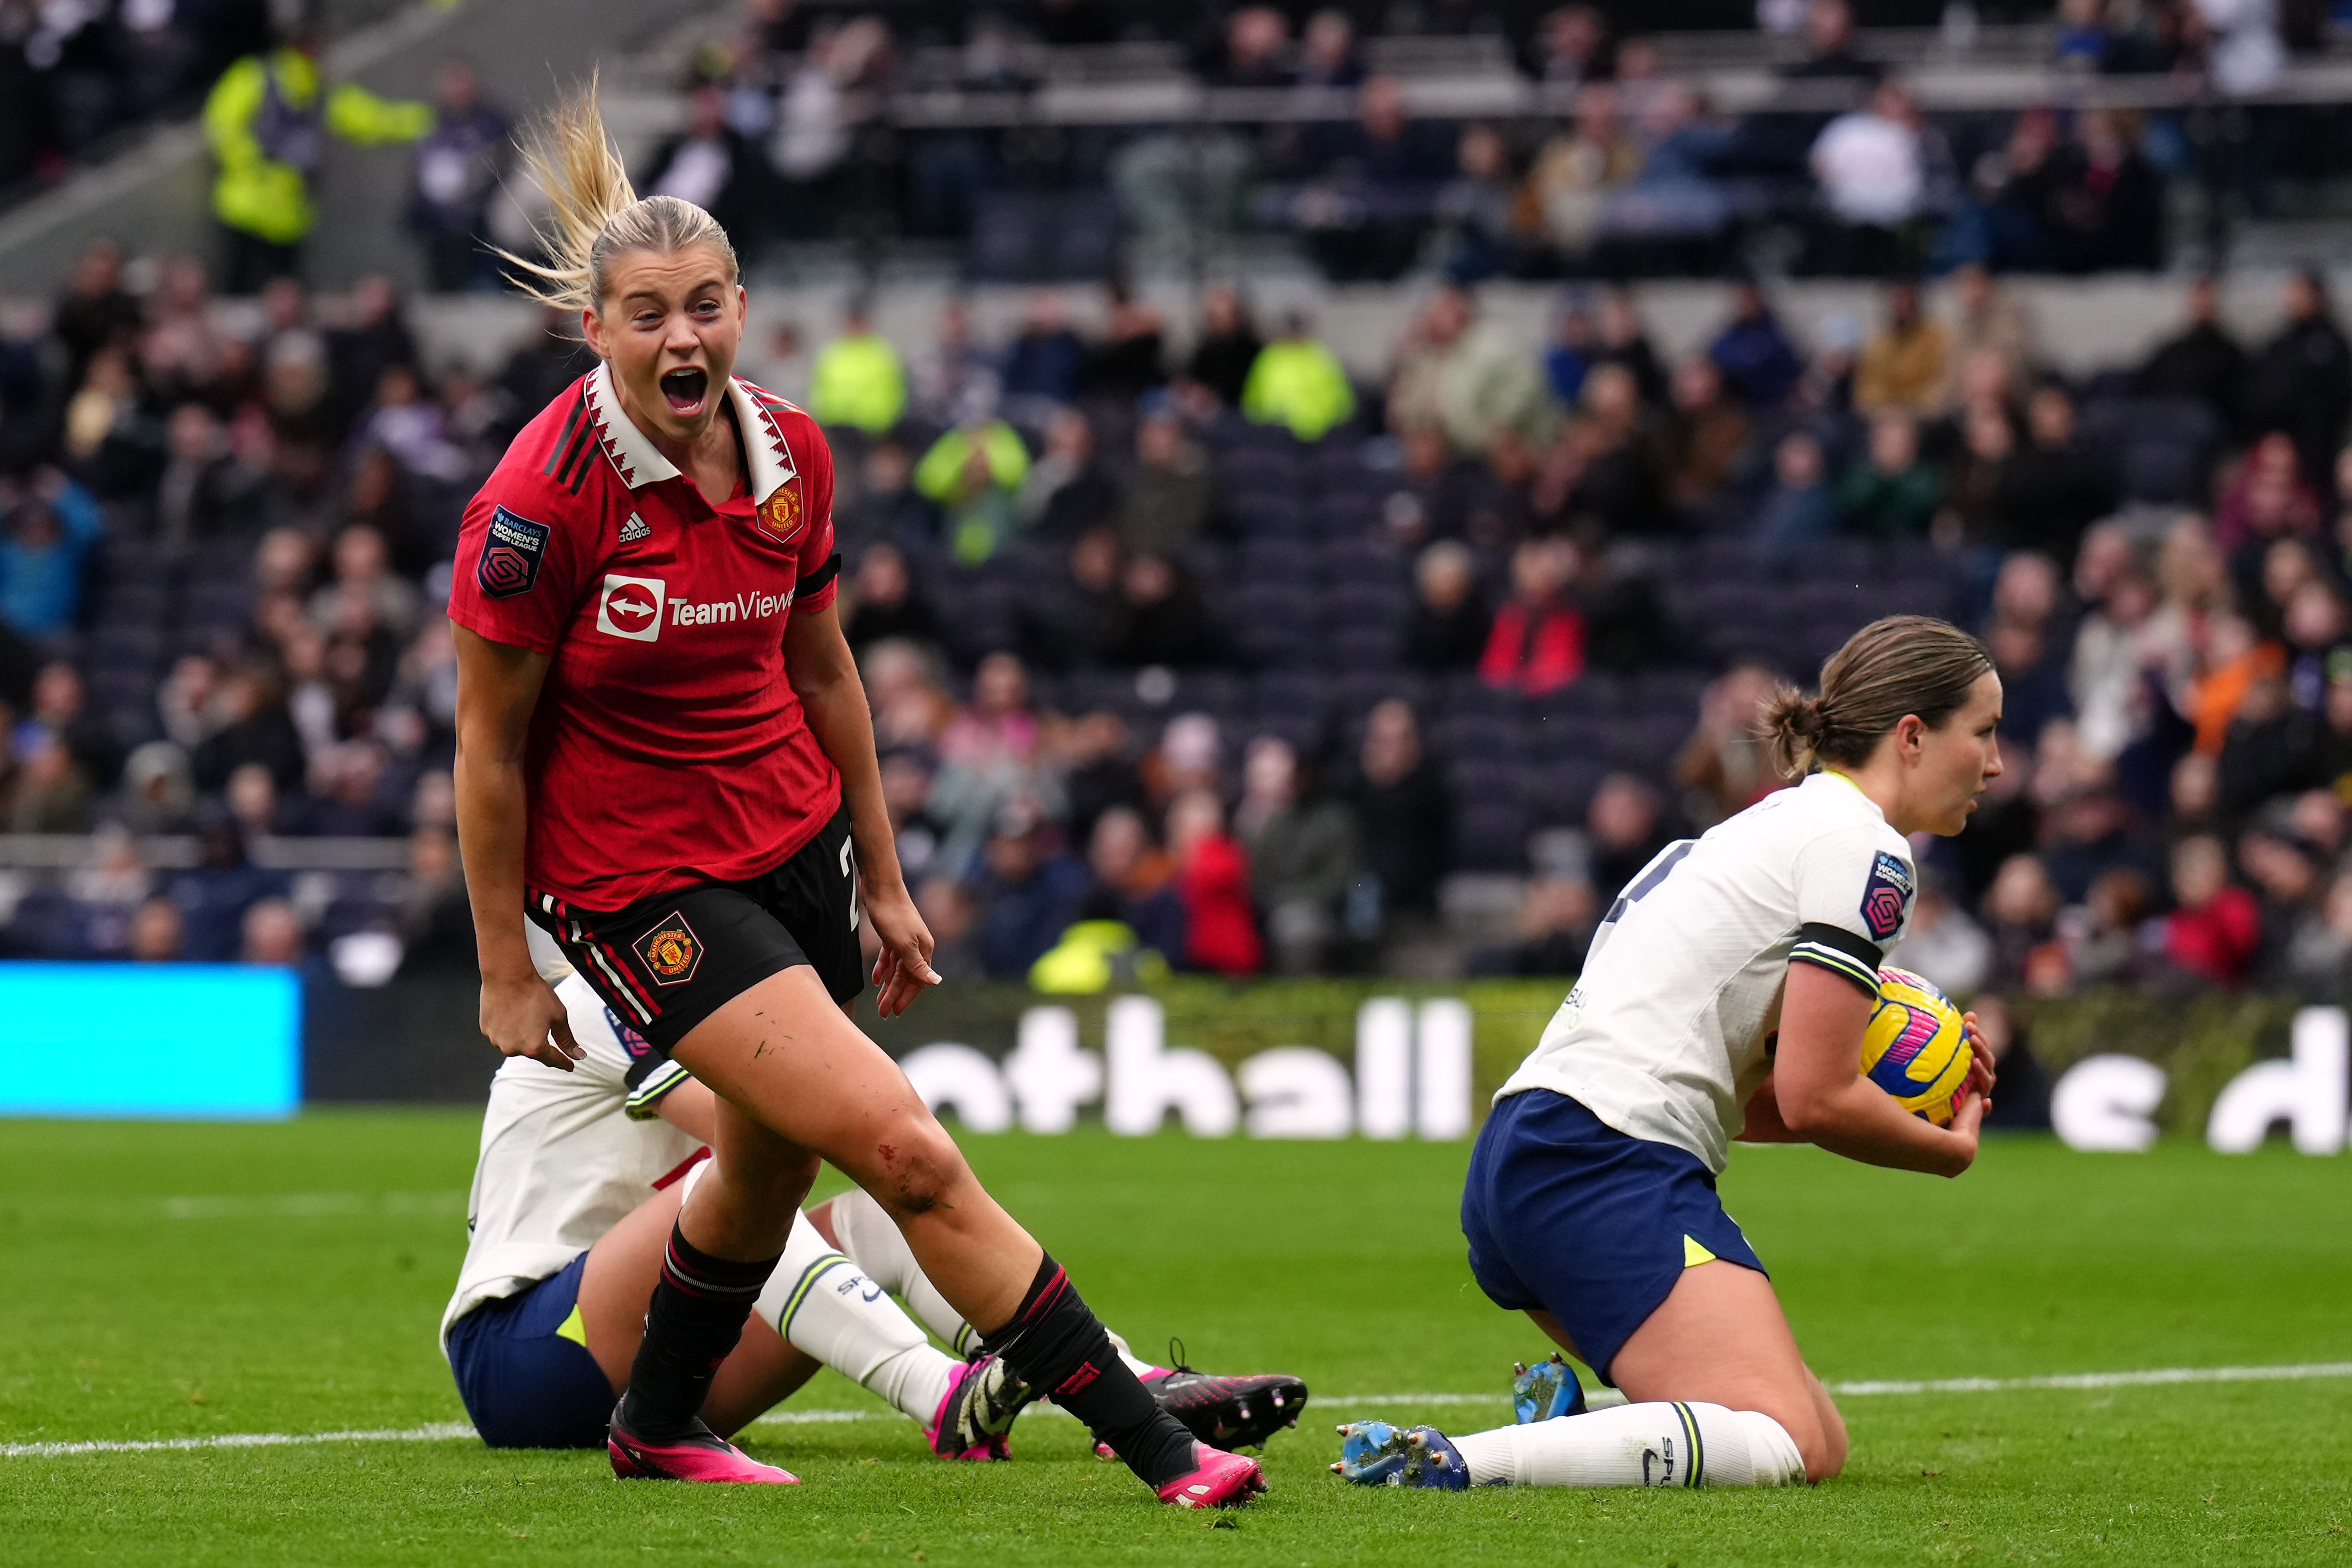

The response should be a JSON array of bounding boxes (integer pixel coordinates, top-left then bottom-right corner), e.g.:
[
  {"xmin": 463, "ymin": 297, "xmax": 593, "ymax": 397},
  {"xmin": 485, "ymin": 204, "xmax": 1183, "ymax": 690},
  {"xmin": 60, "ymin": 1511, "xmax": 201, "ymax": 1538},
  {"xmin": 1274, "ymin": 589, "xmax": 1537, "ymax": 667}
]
[
  {"xmin": 1460, "ymin": 1089, "xmax": 1766, "ymax": 1386},
  {"xmin": 444, "ymin": 1252, "xmax": 616, "ymax": 1449}
]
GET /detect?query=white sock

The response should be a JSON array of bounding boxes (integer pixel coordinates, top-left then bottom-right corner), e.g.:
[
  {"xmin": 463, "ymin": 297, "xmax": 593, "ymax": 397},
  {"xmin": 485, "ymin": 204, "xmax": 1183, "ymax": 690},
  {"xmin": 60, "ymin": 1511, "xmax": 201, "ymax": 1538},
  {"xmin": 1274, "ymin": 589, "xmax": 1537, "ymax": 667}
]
[
  {"xmin": 1449, "ymin": 1403, "xmax": 1806, "ymax": 1488},
  {"xmin": 825, "ymin": 1187, "xmax": 979, "ymax": 1355},
  {"xmin": 756, "ymin": 1210, "xmax": 956, "ymax": 1426},
  {"xmin": 827, "ymin": 1188, "xmax": 1162, "ymax": 1376}
]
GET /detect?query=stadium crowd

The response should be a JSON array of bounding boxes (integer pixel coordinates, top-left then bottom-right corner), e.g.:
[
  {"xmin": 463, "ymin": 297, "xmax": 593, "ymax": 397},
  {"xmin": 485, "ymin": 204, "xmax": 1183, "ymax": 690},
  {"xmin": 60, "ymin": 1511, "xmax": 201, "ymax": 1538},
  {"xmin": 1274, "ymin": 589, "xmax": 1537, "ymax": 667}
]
[
  {"xmin": 14, "ymin": 0, "xmax": 2329, "ymax": 286},
  {"xmin": 5, "ymin": 236, "xmax": 2352, "ymax": 1014}
]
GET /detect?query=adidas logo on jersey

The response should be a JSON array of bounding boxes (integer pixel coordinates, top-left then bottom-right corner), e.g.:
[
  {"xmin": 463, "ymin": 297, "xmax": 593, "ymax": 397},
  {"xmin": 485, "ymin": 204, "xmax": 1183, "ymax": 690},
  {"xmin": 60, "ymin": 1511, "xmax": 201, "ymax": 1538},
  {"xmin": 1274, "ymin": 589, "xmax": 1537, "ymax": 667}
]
[{"xmin": 618, "ymin": 512, "xmax": 650, "ymax": 543}]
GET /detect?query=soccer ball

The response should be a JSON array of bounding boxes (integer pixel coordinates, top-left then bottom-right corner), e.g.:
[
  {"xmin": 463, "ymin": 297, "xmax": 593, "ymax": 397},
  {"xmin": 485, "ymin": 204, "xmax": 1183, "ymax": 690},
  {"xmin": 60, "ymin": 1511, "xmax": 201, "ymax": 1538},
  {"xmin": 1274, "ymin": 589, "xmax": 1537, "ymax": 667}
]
[{"xmin": 1861, "ymin": 967, "xmax": 1973, "ymax": 1126}]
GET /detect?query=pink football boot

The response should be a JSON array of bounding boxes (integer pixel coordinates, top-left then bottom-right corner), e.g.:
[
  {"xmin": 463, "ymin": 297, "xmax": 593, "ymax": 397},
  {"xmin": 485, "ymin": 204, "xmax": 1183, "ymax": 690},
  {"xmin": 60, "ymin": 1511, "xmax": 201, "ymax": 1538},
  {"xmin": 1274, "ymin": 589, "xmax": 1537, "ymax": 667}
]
[{"xmin": 608, "ymin": 1417, "xmax": 798, "ymax": 1484}]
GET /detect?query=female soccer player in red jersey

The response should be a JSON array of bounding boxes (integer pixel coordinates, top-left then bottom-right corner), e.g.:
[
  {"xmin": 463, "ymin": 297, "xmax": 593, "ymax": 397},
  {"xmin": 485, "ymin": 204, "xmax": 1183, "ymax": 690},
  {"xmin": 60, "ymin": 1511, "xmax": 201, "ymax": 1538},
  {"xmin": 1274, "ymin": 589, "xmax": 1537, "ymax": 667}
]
[{"xmin": 448, "ymin": 88, "xmax": 1261, "ymax": 1507}]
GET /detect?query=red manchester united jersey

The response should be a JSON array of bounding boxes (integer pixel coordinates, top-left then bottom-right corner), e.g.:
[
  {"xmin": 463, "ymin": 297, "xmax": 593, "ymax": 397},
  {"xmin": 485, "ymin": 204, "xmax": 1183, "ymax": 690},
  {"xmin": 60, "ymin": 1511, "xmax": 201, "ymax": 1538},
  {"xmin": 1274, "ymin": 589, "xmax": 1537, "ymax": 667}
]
[{"xmin": 448, "ymin": 361, "xmax": 843, "ymax": 911}]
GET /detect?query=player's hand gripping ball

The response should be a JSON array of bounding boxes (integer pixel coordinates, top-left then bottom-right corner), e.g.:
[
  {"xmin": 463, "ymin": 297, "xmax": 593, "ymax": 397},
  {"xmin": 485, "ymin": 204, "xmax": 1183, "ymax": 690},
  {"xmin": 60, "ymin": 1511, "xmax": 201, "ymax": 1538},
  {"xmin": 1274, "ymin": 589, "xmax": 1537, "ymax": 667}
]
[{"xmin": 1861, "ymin": 966, "xmax": 1974, "ymax": 1126}]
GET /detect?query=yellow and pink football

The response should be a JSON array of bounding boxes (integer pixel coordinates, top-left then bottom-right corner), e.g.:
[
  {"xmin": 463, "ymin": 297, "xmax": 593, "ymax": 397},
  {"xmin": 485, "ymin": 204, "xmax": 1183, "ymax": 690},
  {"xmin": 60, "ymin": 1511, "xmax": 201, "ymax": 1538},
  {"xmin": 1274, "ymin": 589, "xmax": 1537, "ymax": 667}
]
[{"xmin": 1860, "ymin": 967, "xmax": 1973, "ymax": 1127}]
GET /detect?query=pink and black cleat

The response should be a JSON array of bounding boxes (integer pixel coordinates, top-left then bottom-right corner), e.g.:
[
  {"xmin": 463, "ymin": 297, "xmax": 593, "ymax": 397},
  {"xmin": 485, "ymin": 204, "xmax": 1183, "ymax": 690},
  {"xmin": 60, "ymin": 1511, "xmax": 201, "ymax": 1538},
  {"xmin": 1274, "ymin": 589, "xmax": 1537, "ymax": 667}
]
[
  {"xmin": 608, "ymin": 1417, "xmax": 798, "ymax": 1484},
  {"xmin": 1156, "ymin": 1442, "xmax": 1267, "ymax": 1509},
  {"xmin": 925, "ymin": 1352, "xmax": 1034, "ymax": 1461}
]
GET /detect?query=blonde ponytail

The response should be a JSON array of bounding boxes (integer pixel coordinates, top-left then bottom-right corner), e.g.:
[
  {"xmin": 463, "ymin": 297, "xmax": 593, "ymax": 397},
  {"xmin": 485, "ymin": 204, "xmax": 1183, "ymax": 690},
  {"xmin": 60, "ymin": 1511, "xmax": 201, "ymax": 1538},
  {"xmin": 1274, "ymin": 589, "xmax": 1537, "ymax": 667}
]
[{"xmin": 494, "ymin": 77, "xmax": 739, "ymax": 318}]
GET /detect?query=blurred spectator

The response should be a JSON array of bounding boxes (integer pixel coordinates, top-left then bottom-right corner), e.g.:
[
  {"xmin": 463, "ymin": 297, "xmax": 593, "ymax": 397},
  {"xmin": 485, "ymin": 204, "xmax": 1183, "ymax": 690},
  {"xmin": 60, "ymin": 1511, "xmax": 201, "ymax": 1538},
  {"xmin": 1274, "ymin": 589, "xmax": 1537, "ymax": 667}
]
[
  {"xmin": 1553, "ymin": 363, "xmax": 1668, "ymax": 535},
  {"xmin": 1585, "ymin": 772, "xmax": 1675, "ymax": 896},
  {"xmin": 1104, "ymin": 553, "xmax": 1217, "ymax": 668},
  {"xmin": 1853, "ymin": 281, "xmax": 1952, "ymax": 416},
  {"xmin": 10, "ymin": 733, "xmax": 89, "ymax": 832},
  {"xmin": 1479, "ymin": 537, "xmax": 1585, "ymax": 697},
  {"xmin": 1240, "ymin": 315, "xmax": 1357, "ymax": 441},
  {"xmin": 1074, "ymin": 805, "xmax": 1185, "ymax": 961},
  {"xmin": 1707, "ymin": 281, "xmax": 1804, "ymax": 409},
  {"xmin": 2242, "ymin": 271, "xmax": 2352, "ymax": 494},
  {"xmin": 1017, "ymin": 528, "xmax": 1124, "ymax": 672},
  {"xmin": 1236, "ymin": 736, "xmax": 1359, "ymax": 974},
  {"xmin": 843, "ymin": 543, "xmax": 939, "ymax": 655},
  {"xmin": 168, "ymin": 816, "xmax": 286, "ymax": 962},
  {"xmin": 1591, "ymin": 289, "xmax": 1668, "ymax": 408},
  {"xmin": 2138, "ymin": 276, "xmax": 2245, "ymax": 413},
  {"xmin": 1809, "ymin": 81, "xmax": 1938, "ymax": 274},
  {"xmin": 910, "ymin": 300, "xmax": 996, "ymax": 426},
  {"xmin": 1674, "ymin": 662, "xmax": 1783, "ymax": 826},
  {"xmin": 1544, "ymin": 303, "xmax": 1597, "ymax": 407},
  {"xmin": 1018, "ymin": 408, "xmax": 1119, "ymax": 541},
  {"xmin": 1524, "ymin": 4, "xmax": 1613, "ymax": 83},
  {"xmin": 1837, "ymin": 412, "xmax": 1941, "ymax": 541},
  {"xmin": 2004, "ymin": 386, "xmax": 2116, "ymax": 561},
  {"xmin": 24, "ymin": 661, "xmax": 117, "ymax": 789},
  {"xmin": 1984, "ymin": 850, "xmax": 2062, "ymax": 986},
  {"xmin": 1665, "ymin": 358, "xmax": 1750, "ymax": 516},
  {"xmin": 2213, "ymin": 431, "xmax": 2320, "ymax": 556},
  {"xmin": 1080, "ymin": 276, "xmax": 1166, "ymax": 402},
  {"xmin": 1526, "ymin": 86, "xmax": 1642, "ymax": 261},
  {"xmin": 1405, "ymin": 541, "xmax": 1492, "ymax": 672},
  {"xmin": 2281, "ymin": 869, "xmax": 2352, "ymax": 997},
  {"xmin": 1299, "ymin": 8, "xmax": 1367, "ymax": 87},
  {"xmin": 118, "ymin": 742, "xmax": 197, "ymax": 835},
  {"xmin": 51, "ymin": 242, "xmax": 144, "ymax": 386},
  {"xmin": 394, "ymin": 824, "xmax": 471, "ymax": 966},
  {"xmin": 240, "ymin": 897, "xmax": 306, "ymax": 965},
  {"xmin": 1000, "ymin": 292, "xmax": 1086, "ymax": 410},
  {"xmin": 1117, "ymin": 413, "xmax": 1213, "ymax": 555},
  {"xmin": 190, "ymin": 664, "xmax": 304, "ymax": 793},
  {"xmin": 1945, "ymin": 265, "xmax": 2037, "ymax": 399},
  {"xmin": 1753, "ymin": 431, "xmax": 1837, "ymax": 556},
  {"xmin": 1186, "ymin": 286, "xmax": 1264, "ymax": 410},
  {"xmin": 645, "ymin": 84, "xmax": 766, "ymax": 244},
  {"xmin": 1347, "ymin": 700, "xmax": 1450, "ymax": 920},
  {"xmin": 1059, "ymin": 710, "xmax": 1147, "ymax": 852},
  {"xmin": 0, "ymin": 477, "xmax": 102, "ymax": 641},
  {"xmin": 406, "ymin": 60, "xmax": 510, "ymax": 291},
  {"xmin": 914, "ymin": 401, "xmax": 1029, "ymax": 564},
  {"xmin": 1470, "ymin": 875, "xmax": 1600, "ymax": 975},
  {"xmin": 2162, "ymin": 833, "xmax": 2261, "ymax": 987},
  {"xmin": 127, "ymin": 896, "xmax": 187, "ymax": 962},
  {"xmin": 201, "ymin": 29, "xmax": 432, "ymax": 290},
  {"xmin": 152, "ymin": 403, "xmax": 249, "ymax": 546},
  {"xmin": 1166, "ymin": 787, "xmax": 1261, "ymax": 977},
  {"xmin": 1291, "ymin": 75, "xmax": 1453, "ymax": 281},
  {"xmin": 808, "ymin": 302, "xmax": 907, "ymax": 436},
  {"xmin": 1780, "ymin": 0, "xmax": 1879, "ymax": 82},
  {"xmin": 970, "ymin": 806, "xmax": 1086, "ymax": 981}
]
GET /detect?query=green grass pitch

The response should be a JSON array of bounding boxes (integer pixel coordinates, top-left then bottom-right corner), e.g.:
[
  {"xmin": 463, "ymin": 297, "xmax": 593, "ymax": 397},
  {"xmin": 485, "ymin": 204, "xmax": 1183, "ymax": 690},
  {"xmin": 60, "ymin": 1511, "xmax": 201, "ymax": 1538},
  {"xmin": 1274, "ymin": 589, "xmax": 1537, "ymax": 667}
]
[{"xmin": 2, "ymin": 1114, "xmax": 2348, "ymax": 1566}]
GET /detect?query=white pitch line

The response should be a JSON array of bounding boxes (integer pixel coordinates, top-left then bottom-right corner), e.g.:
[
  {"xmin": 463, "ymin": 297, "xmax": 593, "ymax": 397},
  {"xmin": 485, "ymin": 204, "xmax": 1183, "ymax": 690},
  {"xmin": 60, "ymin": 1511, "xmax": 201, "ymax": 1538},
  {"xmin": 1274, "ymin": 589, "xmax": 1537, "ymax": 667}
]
[{"xmin": 8, "ymin": 1362, "xmax": 2349, "ymax": 1459}]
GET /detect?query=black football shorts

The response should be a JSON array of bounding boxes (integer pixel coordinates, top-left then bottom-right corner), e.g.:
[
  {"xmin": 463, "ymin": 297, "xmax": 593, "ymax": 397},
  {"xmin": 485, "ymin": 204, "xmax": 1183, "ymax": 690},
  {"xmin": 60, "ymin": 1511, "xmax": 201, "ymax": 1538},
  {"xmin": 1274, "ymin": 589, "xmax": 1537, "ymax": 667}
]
[{"xmin": 527, "ymin": 803, "xmax": 865, "ymax": 1066}]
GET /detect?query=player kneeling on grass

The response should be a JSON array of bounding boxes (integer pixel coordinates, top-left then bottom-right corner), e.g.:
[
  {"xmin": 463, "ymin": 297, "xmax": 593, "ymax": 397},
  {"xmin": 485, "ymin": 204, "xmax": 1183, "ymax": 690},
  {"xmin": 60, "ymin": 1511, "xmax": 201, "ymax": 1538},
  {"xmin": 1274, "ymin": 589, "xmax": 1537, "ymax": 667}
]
[
  {"xmin": 1336, "ymin": 616, "xmax": 1999, "ymax": 1492},
  {"xmin": 444, "ymin": 943, "xmax": 1307, "ymax": 1461}
]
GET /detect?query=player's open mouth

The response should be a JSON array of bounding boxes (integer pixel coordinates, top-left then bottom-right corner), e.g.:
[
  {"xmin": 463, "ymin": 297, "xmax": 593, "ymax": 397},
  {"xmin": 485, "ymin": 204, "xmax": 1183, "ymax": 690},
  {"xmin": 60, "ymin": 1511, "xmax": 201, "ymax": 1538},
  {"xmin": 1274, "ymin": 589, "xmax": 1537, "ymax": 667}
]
[{"xmin": 659, "ymin": 367, "xmax": 709, "ymax": 414}]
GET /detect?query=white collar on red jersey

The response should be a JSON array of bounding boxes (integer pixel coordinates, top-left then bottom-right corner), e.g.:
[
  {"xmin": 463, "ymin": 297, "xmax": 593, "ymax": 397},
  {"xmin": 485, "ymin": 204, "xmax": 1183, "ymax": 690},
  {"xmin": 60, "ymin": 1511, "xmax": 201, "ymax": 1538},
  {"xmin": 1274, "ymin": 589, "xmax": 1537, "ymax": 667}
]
[{"xmin": 583, "ymin": 361, "xmax": 798, "ymax": 502}]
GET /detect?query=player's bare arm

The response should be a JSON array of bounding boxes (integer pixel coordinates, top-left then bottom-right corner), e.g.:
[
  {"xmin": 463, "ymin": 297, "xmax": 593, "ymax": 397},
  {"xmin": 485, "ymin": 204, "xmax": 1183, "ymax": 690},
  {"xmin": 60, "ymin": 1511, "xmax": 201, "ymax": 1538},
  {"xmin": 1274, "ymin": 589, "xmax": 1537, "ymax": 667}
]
[
  {"xmin": 1773, "ymin": 961, "xmax": 1982, "ymax": 1176},
  {"xmin": 452, "ymin": 623, "xmax": 579, "ymax": 1071}
]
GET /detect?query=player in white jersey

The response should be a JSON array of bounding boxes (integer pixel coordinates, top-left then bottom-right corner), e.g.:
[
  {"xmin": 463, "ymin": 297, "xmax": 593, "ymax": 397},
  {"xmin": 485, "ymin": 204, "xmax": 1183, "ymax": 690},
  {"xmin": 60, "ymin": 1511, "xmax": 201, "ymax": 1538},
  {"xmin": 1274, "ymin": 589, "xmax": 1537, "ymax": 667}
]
[
  {"xmin": 1337, "ymin": 616, "xmax": 2000, "ymax": 1493},
  {"xmin": 444, "ymin": 933, "xmax": 1308, "ymax": 1458}
]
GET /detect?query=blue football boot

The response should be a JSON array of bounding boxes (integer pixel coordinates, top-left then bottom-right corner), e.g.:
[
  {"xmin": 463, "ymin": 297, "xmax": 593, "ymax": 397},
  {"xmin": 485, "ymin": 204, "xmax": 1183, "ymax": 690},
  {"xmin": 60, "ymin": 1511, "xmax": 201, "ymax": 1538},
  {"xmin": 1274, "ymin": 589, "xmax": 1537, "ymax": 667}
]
[
  {"xmin": 1329, "ymin": 1420, "xmax": 1471, "ymax": 1490},
  {"xmin": 1511, "ymin": 1352, "xmax": 1587, "ymax": 1424}
]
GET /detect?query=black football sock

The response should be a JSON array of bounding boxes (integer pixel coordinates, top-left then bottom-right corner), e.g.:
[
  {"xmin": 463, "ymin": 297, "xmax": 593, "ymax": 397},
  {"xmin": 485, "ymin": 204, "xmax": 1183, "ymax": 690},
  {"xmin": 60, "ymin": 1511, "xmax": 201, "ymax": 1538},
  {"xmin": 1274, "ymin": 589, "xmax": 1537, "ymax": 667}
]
[
  {"xmin": 980, "ymin": 1253, "xmax": 1198, "ymax": 1490},
  {"xmin": 612, "ymin": 1222, "xmax": 780, "ymax": 1441}
]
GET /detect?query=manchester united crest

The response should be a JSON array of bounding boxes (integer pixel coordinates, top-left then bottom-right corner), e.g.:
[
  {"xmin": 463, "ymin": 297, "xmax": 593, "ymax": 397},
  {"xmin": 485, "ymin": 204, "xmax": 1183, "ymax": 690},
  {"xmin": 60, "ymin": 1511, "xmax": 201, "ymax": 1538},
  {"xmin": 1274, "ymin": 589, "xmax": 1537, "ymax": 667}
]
[
  {"xmin": 759, "ymin": 478, "xmax": 804, "ymax": 543},
  {"xmin": 634, "ymin": 913, "xmax": 702, "ymax": 985}
]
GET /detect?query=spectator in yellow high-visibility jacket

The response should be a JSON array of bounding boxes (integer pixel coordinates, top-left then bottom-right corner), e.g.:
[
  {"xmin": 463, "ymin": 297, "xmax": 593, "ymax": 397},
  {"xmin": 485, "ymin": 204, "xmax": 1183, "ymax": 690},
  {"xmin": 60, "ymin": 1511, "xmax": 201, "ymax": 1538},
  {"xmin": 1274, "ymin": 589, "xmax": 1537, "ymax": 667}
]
[
  {"xmin": 808, "ymin": 302, "xmax": 909, "ymax": 436},
  {"xmin": 203, "ymin": 30, "xmax": 433, "ymax": 292},
  {"xmin": 1239, "ymin": 314, "xmax": 1357, "ymax": 442}
]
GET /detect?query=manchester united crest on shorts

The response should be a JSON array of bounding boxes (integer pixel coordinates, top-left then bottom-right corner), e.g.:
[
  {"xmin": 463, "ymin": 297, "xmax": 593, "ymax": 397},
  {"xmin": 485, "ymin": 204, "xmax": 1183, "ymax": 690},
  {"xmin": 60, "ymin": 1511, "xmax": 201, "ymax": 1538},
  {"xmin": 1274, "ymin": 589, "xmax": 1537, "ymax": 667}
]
[
  {"xmin": 757, "ymin": 478, "xmax": 804, "ymax": 544},
  {"xmin": 634, "ymin": 914, "xmax": 702, "ymax": 985}
]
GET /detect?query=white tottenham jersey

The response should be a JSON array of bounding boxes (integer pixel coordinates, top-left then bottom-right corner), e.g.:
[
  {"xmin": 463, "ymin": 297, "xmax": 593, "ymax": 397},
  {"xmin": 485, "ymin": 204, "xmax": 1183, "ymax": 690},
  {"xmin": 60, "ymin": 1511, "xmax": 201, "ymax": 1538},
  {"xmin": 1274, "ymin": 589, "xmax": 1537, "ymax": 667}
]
[
  {"xmin": 439, "ymin": 964, "xmax": 698, "ymax": 1346},
  {"xmin": 1498, "ymin": 771, "xmax": 1918, "ymax": 1173}
]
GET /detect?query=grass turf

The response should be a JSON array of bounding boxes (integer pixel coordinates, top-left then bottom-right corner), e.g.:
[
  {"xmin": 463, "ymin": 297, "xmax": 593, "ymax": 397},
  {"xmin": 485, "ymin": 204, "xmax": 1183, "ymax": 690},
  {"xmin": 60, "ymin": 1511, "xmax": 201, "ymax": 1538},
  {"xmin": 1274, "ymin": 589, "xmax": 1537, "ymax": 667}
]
[{"xmin": 1, "ymin": 1115, "xmax": 2348, "ymax": 1566}]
